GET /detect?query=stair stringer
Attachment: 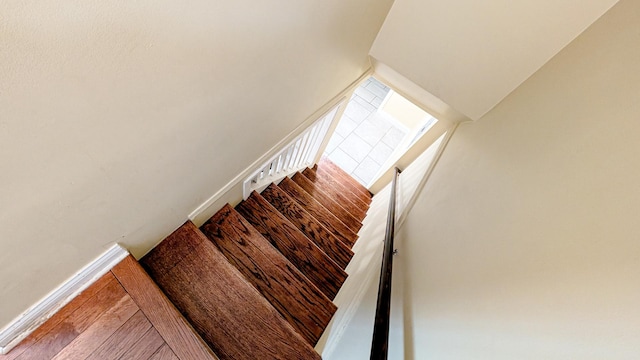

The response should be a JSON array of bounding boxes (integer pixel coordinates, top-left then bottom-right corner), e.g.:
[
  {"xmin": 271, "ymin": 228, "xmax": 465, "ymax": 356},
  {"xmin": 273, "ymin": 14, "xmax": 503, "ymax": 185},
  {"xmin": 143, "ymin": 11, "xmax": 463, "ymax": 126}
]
[{"xmin": 315, "ymin": 183, "xmax": 392, "ymax": 358}]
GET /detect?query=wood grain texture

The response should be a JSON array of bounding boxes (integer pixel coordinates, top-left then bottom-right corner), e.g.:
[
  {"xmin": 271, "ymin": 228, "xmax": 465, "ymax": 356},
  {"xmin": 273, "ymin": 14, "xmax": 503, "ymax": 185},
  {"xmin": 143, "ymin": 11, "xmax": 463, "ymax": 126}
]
[
  {"xmin": 1, "ymin": 273, "xmax": 115, "ymax": 360},
  {"xmin": 303, "ymin": 167, "xmax": 369, "ymax": 220},
  {"xmin": 119, "ymin": 327, "xmax": 165, "ymax": 360},
  {"xmin": 112, "ymin": 255, "xmax": 217, "ymax": 360},
  {"xmin": 318, "ymin": 157, "xmax": 372, "ymax": 203},
  {"xmin": 2, "ymin": 258, "xmax": 212, "ymax": 360},
  {"xmin": 201, "ymin": 205, "xmax": 336, "ymax": 345},
  {"xmin": 236, "ymin": 192, "xmax": 347, "ymax": 300},
  {"xmin": 150, "ymin": 344, "xmax": 179, "ymax": 360},
  {"xmin": 260, "ymin": 183, "xmax": 354, "ymax": 269},
  {"xmin": 292, "ymin": 172, "xmax": 363, "ymax": 233},
  {"xmin": 50, "ymin": 294, "xmax": 139, "ymax": 360},
  {"xmin": 13, "ymin": 276, "xmax": 127, "ymax": 360},
  {"xmin": 279, "ymin": 177, "xmax": 359, "ymax": 248},
  {"xmin": 142, "ymin": 221, "xmax": 321, "ymax": 360},
  {"xmin": 85, "ymin": 311, "xmax": 152, "ymax": 360}
]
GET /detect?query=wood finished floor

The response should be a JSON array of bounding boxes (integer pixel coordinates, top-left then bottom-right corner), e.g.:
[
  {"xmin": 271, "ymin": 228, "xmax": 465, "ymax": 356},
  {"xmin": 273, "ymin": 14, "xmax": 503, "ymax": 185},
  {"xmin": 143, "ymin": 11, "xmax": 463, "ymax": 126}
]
[
  {"xmin": 2, "ymin": 159, "xmax": 372, "ymax": 360},
  {"xmin": 1, "ymin": 257, "xmax": 213, "ymax": 360},
  {"xmin": 141, "ymin": 221, "xmax": 321, "ymax": 360}
]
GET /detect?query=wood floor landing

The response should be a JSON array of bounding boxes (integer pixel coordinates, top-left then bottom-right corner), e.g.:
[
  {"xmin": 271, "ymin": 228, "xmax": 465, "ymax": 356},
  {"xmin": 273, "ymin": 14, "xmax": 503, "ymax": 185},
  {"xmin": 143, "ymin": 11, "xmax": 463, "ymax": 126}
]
[
  {"xmin": 0, "ymin": 256, "xmax": 214, "ymax": 360},
  {"xmin": 6, "ymin": 159, "xmax": 374, "ymax": 360}
]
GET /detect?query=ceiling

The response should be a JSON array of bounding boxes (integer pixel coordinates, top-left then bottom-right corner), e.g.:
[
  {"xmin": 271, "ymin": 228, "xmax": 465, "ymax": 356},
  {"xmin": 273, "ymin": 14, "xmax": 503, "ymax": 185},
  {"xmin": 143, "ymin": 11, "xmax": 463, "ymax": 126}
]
[{"xmin": 370, "ymin": 0, "xmax": 620, "ymax": 120}]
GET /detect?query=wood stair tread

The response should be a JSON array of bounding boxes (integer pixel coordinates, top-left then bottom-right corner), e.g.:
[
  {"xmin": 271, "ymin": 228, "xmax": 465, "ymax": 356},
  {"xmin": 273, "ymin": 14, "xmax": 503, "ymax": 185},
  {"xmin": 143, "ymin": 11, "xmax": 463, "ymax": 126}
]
[
  {"xmin": 279, "ymin": 177, "xmax": 358, "ymax": 248},
  {"xmin": 260, "ymin": 183, "xmax": 354, "ymax": 269},
  {"xmin": 292, "ymin": 172, "xmax": 363, "ymax": 232},
  {"xmin": 140, "ymin": 222, "xmax": 321, "ymax": 360},
  {"xmin": 200, "ymin": 204, "xmax": 336, "ymax": 346},
  {"xmin": 315, "ymin": 158, "xmax": 372, "ymax": 205},
  {"xmin": 302, "ymin": 167, "xmax": 369, "ymax": 220},
  {"xmin": 318, "ymin": 157, "xmax": 371, "ymax": 199},
  {"xmin": 235, "ymin": 192, "xmax": 347, "ymax": 300},
  {"xmin": 112, "ymin": 256, "xmax": 217, "ymax": 360}
]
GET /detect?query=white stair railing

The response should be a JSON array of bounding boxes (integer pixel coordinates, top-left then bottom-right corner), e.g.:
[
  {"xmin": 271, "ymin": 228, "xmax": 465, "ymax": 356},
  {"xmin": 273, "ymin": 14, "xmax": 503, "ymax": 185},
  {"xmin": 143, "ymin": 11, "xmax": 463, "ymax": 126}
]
[{"xmin": 242, "ymin": 102, "xmax": 343, "ymax": 199}]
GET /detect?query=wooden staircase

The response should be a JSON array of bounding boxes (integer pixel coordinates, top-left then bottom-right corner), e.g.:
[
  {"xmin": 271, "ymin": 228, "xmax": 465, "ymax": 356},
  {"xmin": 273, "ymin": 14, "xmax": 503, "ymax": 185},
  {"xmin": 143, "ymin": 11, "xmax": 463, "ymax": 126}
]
[{"xmin": 139, "ymin": 158, "xmax": 372, "ymax": 359}]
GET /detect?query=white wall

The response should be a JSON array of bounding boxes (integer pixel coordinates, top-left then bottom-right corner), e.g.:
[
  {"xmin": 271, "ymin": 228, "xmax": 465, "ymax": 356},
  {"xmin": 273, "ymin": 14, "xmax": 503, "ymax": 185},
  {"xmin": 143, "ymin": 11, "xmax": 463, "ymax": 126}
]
[
  {"xmin": 399, "ymin": 0, "xmax": 640, "ymax": 358},
  {"xmin": 0, "ymin": 0, "xmax": 393, "ymax": 328},
  {"xmin": 321, "ymin": 135, "xmax": 447, "ymax": 359},
  {"xmin": 381, "ymin": 92, "xmax": 428, "ymax": 130},
  {"xmin": 370, "ymin": 0, "xmax": 619, "ymax": 120},
  {"xmin": 318, "ymin": 183, "xmax": 389, "ymax": 359}
]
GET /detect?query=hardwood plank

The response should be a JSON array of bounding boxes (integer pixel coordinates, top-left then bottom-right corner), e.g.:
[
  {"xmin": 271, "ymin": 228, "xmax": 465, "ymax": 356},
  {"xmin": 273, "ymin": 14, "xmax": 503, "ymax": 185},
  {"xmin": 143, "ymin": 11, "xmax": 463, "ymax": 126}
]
[
  {"xmin": 201, "ymin": 205, "xmax": 337, "ymax": 345},
  {"xmin": 260, "ymin": 183, "xmax": 354, "ymax": 269},
  {"xmin": 0, "ymin": 273, "xmax": 115, "ymax": 360},
  {"xmin": 236, "ymin": 192, "xmax": 348, "ymax": 300},
  {"xmin": 119, "ymin": 327, "xmax": 165, "ymax": 360},
  {"xmin": 318, "ymin": 157, "xmax": 372, "ymax": 203},
  {"xmin": 303, "ymin": 167, "xmax": 369, "ymax": 220},
  {"xmin": 150, "ymin": 344, "xmax": 179, "ymax": 360},
  {"xmin": 50, "ymin": 294, "xmax": 139, "ymax": 360},
  {"xmin": 85, "ymin": 311, "xmax": 152, "ymax": 360},
  {"xmin": 140, "ymin": 227, "xmax": 200, "ymax": 280},
  {"xmin": 292, "ymin": 172, "xmax": 363, "ymax": 232},
  {"xmin": 279, "ymin": 177, "xmax": 359, "ymax": 248},
  {"xmin": 312, "ymin": 164, "xmax": 373, "ymax": 207},
  {"xmin": 143, "ymin": 221, "xmax": 321, "ymax": 360},
  {"xmin": 112, "ymin": 256, "xmax": 216, "ymax": 360},
  {"xmin": 13, "ymin": 276, "xmax": 127, "ymax": 360}
]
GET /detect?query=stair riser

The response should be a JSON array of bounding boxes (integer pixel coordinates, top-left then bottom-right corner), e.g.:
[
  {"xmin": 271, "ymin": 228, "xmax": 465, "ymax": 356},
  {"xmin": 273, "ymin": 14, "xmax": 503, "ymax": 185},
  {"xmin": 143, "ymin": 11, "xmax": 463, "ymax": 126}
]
[
  {"xmin": 316, "ymin": 159, "xmax": 372, "ymax": 204},
  {"xmin": 201, "ymin": 205, "xmax": 336, "ymax": 346},
  {"xmin": 141, "ymin": 222, "xmax": 321, "ymax": 360},
  {"xmin": 302, "ymin": 167, "xmax": 369, "ymax": 220},
  {"xmin": 236, "ymin": 193, "xmax": 347, "ymax": 300},
  {"xmin": 260, "ymin": 184, "xmax": 355, "ymax": 269},
  {"xmin": 279, "ymin": 177, "xmax": 358, "ymax": 248},
  {"xmin": 291, "ymin": 172, "xmax": 363, "ymax": 233}
]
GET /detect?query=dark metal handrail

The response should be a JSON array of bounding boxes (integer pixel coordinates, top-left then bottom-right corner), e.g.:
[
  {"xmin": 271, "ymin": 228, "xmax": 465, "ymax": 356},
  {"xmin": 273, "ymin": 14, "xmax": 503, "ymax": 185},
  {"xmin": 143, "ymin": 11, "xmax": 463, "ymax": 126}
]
[{"xmin": 370, "ymin": 167, "xmax": 401, "ymax": 360}]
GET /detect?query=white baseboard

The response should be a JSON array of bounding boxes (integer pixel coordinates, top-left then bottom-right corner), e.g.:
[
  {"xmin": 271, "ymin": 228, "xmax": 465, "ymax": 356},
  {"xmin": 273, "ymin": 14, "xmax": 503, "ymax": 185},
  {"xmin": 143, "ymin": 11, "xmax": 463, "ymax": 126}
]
[{"xmin": 0, "ymin": 243, "xmax": 129, "ymax": 355}]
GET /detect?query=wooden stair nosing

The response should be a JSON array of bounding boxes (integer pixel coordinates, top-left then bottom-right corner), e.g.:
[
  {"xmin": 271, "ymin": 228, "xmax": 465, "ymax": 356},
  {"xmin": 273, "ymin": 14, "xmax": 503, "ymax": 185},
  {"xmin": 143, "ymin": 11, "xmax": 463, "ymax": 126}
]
[
  {"xmin": 317, "ymin": 158, "xmax": 372, "ymax": 203},
  {"xmin": 278, "ymin": 177, "xmax": 358, "ymax": 248},
  {"xmin": 201, "ymin": 205, "xmax": 336, "ymax": 346},
  {"xmin": 311, "ymin": 164, "xmax": 373, "ymax": 206},
  {"xmin": 291, "ymin": 172, "xmax": 363, "ymax": 232},
  {"xmin": 140, "ymin": 221, "xmax": 321, "ymax": 360},
  {"xmin": 302, "ymin": 167, "xmax": 369, "ymax": 219},
  {"xmin": 235, "ymin": 192, "xmax": 347, "ymax": 300},
  {"xmin": 112, "ymin": 255, "xmax": 217, "ymax": 360},
  {"xmin": 318, "ymin": 157, "xmax": 372, "ymax": 197},
  {"xmin": 260, "ymin": 184, "xmax": 354, "ymax": 269}
]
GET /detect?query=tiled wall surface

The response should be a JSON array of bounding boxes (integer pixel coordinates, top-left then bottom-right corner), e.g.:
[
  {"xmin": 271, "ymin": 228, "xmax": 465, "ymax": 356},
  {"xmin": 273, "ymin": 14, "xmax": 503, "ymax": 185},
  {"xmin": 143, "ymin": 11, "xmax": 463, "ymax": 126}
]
[{"xmin": 324, "ymin": 78, "xmax": 407, "ymax": 186}]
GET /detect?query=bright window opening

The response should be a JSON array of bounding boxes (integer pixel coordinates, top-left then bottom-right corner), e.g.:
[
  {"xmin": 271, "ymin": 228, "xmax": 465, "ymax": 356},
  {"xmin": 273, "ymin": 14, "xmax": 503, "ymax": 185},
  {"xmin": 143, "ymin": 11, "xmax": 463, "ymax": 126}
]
[{"xmin": 323, "ymin": 77, "xmax": 438, "ymax": 187}]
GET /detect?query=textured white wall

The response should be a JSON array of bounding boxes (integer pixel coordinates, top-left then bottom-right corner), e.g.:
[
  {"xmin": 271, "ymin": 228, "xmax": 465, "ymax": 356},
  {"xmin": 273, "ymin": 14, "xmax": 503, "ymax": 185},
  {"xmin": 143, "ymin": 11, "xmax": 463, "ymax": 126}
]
[
  {"xmin": 371, "ymin": 0, "xmax": 619, "ymax": 120},
  {"xmin": 0, "ymin": 0, "xmax": 393, "ymax": 328},
  {"xmin": 399, "ymin": 0, "xmax": 640, "ymax": 358}
]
